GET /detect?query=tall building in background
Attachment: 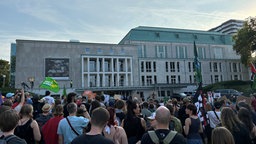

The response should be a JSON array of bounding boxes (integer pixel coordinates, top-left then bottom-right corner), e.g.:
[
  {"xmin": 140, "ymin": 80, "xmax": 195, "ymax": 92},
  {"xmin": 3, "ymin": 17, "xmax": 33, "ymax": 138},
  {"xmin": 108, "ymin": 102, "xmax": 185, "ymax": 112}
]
[
  {"xmin": 10, "ymin": 43, "xmax": 16, "ymax": 88},
  {"xmin": 209, "ymin": 19, "xmax": 244, "ymax": 35},
  {"xmin": 13, "ymin": 26, "xmax": 249, "ymax": 99}
]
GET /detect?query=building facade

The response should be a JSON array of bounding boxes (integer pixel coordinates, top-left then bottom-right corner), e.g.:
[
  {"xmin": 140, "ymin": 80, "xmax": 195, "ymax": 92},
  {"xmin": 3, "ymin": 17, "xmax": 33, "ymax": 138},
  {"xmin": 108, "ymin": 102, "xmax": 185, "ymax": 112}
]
[
  {"xmin": 13, "ymin": 26, "xmax": 249, "ymax": 99},
  {"xmin": 208, "ymin": 19, "xmax": 244, "ymax": 35}
]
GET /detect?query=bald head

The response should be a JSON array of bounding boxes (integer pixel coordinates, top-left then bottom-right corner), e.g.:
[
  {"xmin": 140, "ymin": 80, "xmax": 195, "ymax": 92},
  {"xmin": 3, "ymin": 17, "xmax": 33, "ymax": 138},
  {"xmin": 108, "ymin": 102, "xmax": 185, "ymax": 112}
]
[{"xmin": 155, "ymin": 106, "xmax": 170, "ymax": 125}]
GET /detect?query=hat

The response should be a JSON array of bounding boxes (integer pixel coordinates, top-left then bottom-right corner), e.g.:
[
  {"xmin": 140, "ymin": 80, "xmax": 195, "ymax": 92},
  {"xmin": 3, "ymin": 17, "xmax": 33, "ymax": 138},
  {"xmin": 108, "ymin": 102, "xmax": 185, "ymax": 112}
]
[
  {"xmin": 42, "ymin": 103, "xmax": 52, "ymax": 112},
  {"xmin": 77, "ymin": 95, "xmax": 82, "ymax": 99},
  {"xmin": 6, "ymin": 93, "xmax": 14, "ymax": 98},
  {"xmin": 147, "ymin": 112, "xmax": 156, "ymax": 120}
]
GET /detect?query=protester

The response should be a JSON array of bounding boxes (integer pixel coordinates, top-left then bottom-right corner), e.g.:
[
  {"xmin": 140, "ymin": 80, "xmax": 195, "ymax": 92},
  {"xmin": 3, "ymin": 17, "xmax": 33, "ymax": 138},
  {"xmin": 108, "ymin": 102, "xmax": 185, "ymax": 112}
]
[
  {"xmin": 71, "ymin": 107, "xmax": 114, "ymax": 144},
  {"xmin": 12, "ymin": 89, "xmax": 25, "ymax": 113},
  {"xmin": 206, "ymin": 101, "xmax": 221, "ymax": 142},
  {"xmin": 141, "ymin": 102, "xmax": 152, "ymax": 118},
  {"xmin": 14, "ymin": 104, "xmax": 41, "ymax": 144},
  {"xmin": 184, "ymin": 103, "xmax": 203, "ymax": 144},
  {"xmin": 221, "ymin": 107, "xmax": 252, "ymax": 144},
  {"xmin": 165, "ymin": 103, "xmax": 182, "ymax": 134},
  {"xmin": 211, "ymin": 127, "xmax": 235, "ymax": 144},
  {"xmin": 42, "ymin": 104, "xmax": 64, "ymax": 144},
  {"xmin": 36, "ymin": 103, "xmax": 53, "ymax": 128},
  {"xmin": 63, "ymin": 92, "xmax": 76, "ymax": 117},
  {"xmin": 141, "ymin": 106, "xmax": 186, "ymax": 144},
  {"xmin": 115, "ymin": 99, "xmax": 126, "ymax": 126},
  {"xmin": 43, "ymin": 91, "xmax": 55, "ymax": 107},
  {"xmin": 0, "ymin": 109, "xmax": 27, "ymax": 144},
  {"xmin": 122, "ymin": 100, "xmax": 146, "ymax": 144},
  {"xmin": 103, "ymin": 107, "xmax": 128, "ymax": 144},
  {"xmin": 238, "ymin": 107, "xmax": 256, "ymax": 143},
  {"xmin": 32, "ymin": 95, "xmax": 43, "ymax": 119},
  {"xmin": 57, "ymin": 102, "xmax": 89, "ymax": 144}
]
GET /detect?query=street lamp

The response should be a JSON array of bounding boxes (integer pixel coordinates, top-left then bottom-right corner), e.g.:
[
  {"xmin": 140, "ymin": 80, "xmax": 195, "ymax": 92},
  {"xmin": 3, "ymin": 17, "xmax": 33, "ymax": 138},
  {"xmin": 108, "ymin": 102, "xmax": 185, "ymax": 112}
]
[
  {"xmin": 28, "ymin": 77, "xmax": 35, "ymax": 89},
  {"xmin": 2, "ymin": 75, "xmax": 6, "ymax": 88}
]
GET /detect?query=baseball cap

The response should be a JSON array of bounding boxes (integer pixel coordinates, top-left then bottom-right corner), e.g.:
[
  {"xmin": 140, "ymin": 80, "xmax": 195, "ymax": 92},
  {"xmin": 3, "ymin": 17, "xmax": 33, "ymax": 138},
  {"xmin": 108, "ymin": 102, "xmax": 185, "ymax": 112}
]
[
  {"xmin": 147, "ymin": 112, "xmax": 156, "ymax": 120},
  {"xmin": 6, "ymin": 93, "xmax": 14, "ymax": 98}
]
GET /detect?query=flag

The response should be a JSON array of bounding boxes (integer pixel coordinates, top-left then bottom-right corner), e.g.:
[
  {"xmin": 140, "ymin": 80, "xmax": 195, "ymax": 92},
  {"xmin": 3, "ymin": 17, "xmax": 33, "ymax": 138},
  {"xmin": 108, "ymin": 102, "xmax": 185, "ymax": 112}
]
[
  {"xmin": 194, "ymin": 41, "xmax": 202, "ymax": 83},
  {"xmin": 62, "ymin": 85, "xmax": 67, "ymax": 97},
  {"xmin": 250, "ymin": 63, "xmax": 256, "ymax": 81},
  {"xmin": 40, "ymin": 77, "xmax": 60, "ymax": 93}
]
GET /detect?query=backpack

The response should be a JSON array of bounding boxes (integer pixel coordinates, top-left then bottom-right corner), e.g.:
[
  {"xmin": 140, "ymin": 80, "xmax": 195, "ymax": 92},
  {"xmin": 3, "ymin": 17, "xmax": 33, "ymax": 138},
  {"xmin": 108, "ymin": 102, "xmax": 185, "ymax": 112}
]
[
  {"xmin": 0, "ymin": 135, "xmax": 16, "ymax": 144},
  {"xmin": 148, "ymin": 130, "xmax": 177, "ymax": 144}
]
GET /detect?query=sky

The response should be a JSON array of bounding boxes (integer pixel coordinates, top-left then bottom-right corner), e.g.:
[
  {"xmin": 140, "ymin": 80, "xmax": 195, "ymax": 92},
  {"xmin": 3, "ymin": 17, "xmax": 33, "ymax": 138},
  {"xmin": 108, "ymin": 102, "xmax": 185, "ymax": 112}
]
[{"xmin": 0, "ymin": 0, "xmax": 255, "ymax": 62}]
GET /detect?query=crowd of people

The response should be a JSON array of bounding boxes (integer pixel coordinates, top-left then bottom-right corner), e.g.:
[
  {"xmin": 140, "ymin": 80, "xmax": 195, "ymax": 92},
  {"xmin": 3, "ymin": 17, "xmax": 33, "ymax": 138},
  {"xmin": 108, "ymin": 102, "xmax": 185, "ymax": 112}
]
[{"xmin": 1, "ymin": 89, "xmax": 256, "ymax": 144}]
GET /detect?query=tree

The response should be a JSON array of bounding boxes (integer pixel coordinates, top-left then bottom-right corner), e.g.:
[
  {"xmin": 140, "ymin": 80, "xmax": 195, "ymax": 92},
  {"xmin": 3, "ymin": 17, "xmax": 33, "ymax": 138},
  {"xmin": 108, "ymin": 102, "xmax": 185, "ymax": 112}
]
[
  {"xmin": 0, "ymin": 59, "xmax": 10, "ymax": 88},
  {"xmin": 233, "ymin": 17, "xmax": 256, "ymax": 65}
]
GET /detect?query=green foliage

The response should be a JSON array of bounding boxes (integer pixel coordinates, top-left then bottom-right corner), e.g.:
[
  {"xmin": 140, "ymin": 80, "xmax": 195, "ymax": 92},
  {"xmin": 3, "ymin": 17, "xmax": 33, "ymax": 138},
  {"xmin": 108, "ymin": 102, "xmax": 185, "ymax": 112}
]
[
  {"xmin": 0, "ymin": 59, "xmax": 10, "ymax": 88},
  {"xmin": 233, "ymin": 17, "xmax": 256, "ymax": 66},
  {"xmin": 203, "ymin": 80, "xmax": 253, "ymax": 96}
]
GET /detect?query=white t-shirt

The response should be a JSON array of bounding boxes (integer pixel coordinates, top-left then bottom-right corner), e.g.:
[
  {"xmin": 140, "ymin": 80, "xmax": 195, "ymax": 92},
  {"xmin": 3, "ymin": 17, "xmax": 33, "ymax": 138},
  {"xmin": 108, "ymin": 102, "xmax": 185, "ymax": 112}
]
[
  {"xmin": 43, "ymin": 96, "xmax": 55, "ymax": 105},
  {"xmin": 207, "ymin": 110, "xmax": 221, "ymax": 128}
]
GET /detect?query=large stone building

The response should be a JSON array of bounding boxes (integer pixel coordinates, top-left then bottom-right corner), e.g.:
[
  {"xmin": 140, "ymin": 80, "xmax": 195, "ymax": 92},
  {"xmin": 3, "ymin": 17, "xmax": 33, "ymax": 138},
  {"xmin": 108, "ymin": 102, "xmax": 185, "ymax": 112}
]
[{"xmin": 12, "ymin": 26, "xmax": 249, "ymax": 99}]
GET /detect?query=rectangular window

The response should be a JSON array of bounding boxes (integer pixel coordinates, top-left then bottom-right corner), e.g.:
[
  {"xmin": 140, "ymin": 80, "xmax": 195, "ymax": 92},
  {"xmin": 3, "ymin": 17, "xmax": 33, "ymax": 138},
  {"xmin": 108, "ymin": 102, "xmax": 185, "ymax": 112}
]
[
  {"xmin": 171, "ymin": 75, "xmax": 176, "ymax": 84},
  {"xmin": 153, "ymin": 62, "xmax": 156, "ymax": 72},
  {"xmin": 156, "ymin": 45, "xmax": 166, "ymax": 58},
  {"xmin": 146, "ymin": 76, "xmax": 152, "ymax": 85},
  {"xmin": 178, "ymin": 75, "xmax": 180, "ymax": 83},
  {"xmin": 166, "ymin": 62, "xmax": 168, "ymax": 72},
  {"xmin": 89, "ymin": 60, "xmax": 96, "ymax": 72},
  {"xmin": 141, "ymin": 61, "xmax": 144, "ymax": 72},
  {"xmin": 141, "ymin": 76, "xmax": 145, "ymax": 86},
  {"xmin": 177, "ymin": 62, "xmax": 180, "ymax": 72},
  {"xmin": 233, "ymin": 63, "xmax": 237, "ymax": 72},
  {"xmin": 89, "ymin": 75, "xmax": 97, "ymax": 87},
  {"xmin": 234, "ymin": 75, "xmax": 239, "ymax": 80},
  {"xmin": 140, "ymin": 45, "xmax": 146, "ymax": 57},
  {"xmin": 214, "ymin": 75, "xmax": 219, "ymax": 83},
  {"xmin": 221, "ymin": 75, "xmax": 223, "ymax": 81},
  {"xmin": 211, "ymin": 75, "xmax": 213, "ymax": 83},
  {"xmin": 154, "ymin": 75, "xmax": 157, "ymax": 84},
  {"xmin": 219, "ymin": 63, "xmax": 222, "ymax": 72},
  {"xmin": 229, "ymin": 63, "xmax": 231, "ymax": 72},
  {"xmin": 104, "ymin": 59, "xmax": 110, "ymax": 72},
  {"xmin": 166, "ymin": 75, "xmax": 169, "ymax": 84},
  {"xmin": 198, "ymin": 47, "xmax": 205, "ymax": 59},
  {"xmin": 209, "ymin": 62, "xmax": 212, "ymax": 72},
  {"xmin": 189, "ymin": 75, "xmax": 192, "ymax": 83},
  {"xmin": 146, "ymin": 62, "xmax": 151, "ymax": 72},
  {"xmin": 213, "ymin": 62, "xmax": 218, "ymax": 72},
  {"xmin": 188, "ymin": 62, "xmax": 191, "ymax": 72},
  {"xmin": 177, "ymin": 46, "xmax": 186, "ymax": 58},
  {"xmin": 170, "ymin": 62, "xmax": 175, "ymax": 72},
  {"xmin": 238, "ymin": 63, "xmax": 241, "ymax": 72}
]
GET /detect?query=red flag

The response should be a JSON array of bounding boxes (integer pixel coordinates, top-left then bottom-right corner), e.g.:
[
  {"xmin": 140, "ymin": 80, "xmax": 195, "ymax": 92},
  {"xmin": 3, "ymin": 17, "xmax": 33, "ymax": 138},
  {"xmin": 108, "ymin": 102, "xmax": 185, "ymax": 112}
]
[{"xmin": 250, "ymin": 63, "xmax": 256, "ymax": 80}]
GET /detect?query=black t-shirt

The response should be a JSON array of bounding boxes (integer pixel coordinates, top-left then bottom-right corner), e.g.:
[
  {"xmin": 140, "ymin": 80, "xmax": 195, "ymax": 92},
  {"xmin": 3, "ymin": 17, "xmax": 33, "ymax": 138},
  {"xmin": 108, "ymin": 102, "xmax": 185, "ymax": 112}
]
[
  {"xmin": 141, "ymin": 129, "xmax": 186, "ymax": 144},
  {"xmin": 71, "ymin": 134, "xmax": 114, "ymax": 144},
  {"xmin": 0, "ymin": 135, "xmax": 27, "ymax": 144}
]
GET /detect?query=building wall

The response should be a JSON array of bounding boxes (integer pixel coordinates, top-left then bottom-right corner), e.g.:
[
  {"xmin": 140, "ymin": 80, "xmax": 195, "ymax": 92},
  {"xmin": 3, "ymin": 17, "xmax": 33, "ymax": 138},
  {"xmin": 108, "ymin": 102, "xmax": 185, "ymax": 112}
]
[{"xmin": 14, "ymin": 26, "xmax": 250, "ymax": 99}]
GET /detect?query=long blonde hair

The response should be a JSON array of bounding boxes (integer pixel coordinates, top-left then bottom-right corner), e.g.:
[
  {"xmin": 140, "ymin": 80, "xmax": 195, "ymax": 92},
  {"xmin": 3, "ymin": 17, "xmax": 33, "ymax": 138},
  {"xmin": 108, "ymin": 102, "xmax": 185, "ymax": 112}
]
[
  {"xmin": 212, "ymin": 127, "xmax": 235, "ymax": 144},
  {"xmin": 221, "ymin": 107, "xmax": 243, "ymax": 132}
]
